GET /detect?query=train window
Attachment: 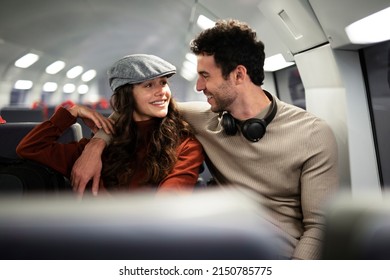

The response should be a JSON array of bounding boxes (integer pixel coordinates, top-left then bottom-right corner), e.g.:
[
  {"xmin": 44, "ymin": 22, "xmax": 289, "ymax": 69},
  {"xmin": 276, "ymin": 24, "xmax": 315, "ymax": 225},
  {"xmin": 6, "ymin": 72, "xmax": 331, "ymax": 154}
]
[
  {"xmin": 274, "ymin": 65, "xmax": 306, "ymax": 110},
  {"xmin": 361, "ymin": 40, "xmax": 390, "ymax": 188},
  {"xmin": 10, "ymin": 88, "xmax": 28, "ymax": 106}
]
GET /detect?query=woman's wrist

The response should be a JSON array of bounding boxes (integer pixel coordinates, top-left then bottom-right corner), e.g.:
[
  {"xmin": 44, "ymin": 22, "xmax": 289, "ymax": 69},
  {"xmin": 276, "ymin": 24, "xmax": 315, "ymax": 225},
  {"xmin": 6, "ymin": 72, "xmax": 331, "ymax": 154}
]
[{"xmin": 67, "ymin": 104, "xmax": 79, "ymax": 118}]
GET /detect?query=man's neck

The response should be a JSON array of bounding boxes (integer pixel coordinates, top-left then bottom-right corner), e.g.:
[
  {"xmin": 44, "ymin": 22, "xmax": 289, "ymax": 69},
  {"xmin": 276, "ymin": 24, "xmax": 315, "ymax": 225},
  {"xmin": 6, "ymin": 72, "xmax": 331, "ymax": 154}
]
[{"xmin": 229, "ymin": 87, "xmax": 271, "ymax": 120}]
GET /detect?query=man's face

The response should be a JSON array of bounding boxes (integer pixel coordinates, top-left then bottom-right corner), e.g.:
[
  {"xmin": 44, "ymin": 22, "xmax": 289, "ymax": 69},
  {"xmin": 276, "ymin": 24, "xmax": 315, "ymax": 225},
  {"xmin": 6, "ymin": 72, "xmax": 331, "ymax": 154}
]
[{"xmin": 195, "ymin": 54, "xmax": 237, "ymax": 113}]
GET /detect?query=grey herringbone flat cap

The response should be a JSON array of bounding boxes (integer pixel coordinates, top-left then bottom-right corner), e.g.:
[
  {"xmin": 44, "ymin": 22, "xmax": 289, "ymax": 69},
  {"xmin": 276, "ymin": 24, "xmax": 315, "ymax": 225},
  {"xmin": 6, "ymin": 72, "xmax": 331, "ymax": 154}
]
[{"xmin": 108, "ymin": 54, "xmax": 176, "ymax": 91}]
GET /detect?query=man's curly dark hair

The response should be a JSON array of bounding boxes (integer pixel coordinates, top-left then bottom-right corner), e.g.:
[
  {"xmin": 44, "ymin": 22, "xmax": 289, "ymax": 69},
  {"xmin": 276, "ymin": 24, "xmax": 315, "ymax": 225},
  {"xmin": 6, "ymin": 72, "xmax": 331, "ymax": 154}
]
[{"xmin": 190, "ymin": 19, "xmax": 265, "ymax": 86}]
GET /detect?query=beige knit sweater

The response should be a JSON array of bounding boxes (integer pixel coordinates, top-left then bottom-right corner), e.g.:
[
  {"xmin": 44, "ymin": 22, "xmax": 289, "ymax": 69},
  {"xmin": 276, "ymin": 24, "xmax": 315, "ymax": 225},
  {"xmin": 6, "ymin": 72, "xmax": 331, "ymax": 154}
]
[
  {"xmin": 95, "ymin": 94, "xmax": 339, "ymax": 259},
  {"xmin": 177, "ymin": 95, "xmax": 339, "ymax": 259}
]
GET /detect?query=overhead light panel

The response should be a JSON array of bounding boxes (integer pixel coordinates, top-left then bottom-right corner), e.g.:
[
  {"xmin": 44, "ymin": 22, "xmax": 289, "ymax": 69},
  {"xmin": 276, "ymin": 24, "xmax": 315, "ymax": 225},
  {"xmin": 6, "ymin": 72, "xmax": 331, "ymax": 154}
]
[
  {"xmin": 345, "ymin": 7, "xmax": 390, "ymax": 44},
  {"xmin": 66, "ymin": 66, "xmax": 83, "ymax": 79},
  {"xmin": 81, "ymin": 69, "xmax": 97, "ymax": 82},
  {"xmin": 182, "ymin": 60, "xmax": 197, "ymax": 73},
  {"xmin": 77, "ymin": 84, "xmax": 89, "ymax": 94},
  {"xmin": 46, "ymin": 61, "xmax": 66, "ymax": 74},
  {"xmin": 264, "ymin": 53, "xmax": 295, "ymax": 72},
  {"xmin": 180, "ymin": 53, "xmax": 197, "ymax": 81},
  {"xmin": 197, "ymin": 15, "xmax": 215, "ymax": 30},
  {"xmin": 14, "ymin": 53, "xmax": 39, "ymax": 68},
  {"xmin": 63, "ymin": 83, "xmax": 76, "ymax": 93},
  {"xmin": 14, "ymin": 80, "xmax": 33, "ymax": 90},
  {"xmin": 185, "ymin": 53, "xmax": 197, "ymax": 64},
  {"xmin": 180, "ymin": 67, "xmax": 197, "ymax": 81},
  {"xmin": 43, "ymin": 82, "xmax": 58, "ymax": 92}
]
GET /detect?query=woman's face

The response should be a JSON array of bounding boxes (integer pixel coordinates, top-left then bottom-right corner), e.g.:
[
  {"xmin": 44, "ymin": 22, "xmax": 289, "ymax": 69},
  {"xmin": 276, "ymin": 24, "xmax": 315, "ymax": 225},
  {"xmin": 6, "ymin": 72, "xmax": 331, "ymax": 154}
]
[{"xmin": 132, "ymin": 76, "xmax": 171, "ymax": 121}]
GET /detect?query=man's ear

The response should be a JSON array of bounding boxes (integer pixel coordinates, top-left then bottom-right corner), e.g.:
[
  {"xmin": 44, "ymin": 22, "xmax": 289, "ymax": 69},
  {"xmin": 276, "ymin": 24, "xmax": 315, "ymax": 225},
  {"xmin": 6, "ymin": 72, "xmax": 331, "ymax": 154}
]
[{"xmin": 234, "ymin": 65, "xmax": 247, "ymax": 83}]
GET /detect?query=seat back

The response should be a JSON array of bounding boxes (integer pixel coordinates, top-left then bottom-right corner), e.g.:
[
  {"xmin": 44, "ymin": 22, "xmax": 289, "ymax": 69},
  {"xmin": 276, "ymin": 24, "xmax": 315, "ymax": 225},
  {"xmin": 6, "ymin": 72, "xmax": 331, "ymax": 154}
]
[
  {"xmin": 0, "ymin": 122, "xmax": 82, "ymax": 159},
  {"xmin": 0, "ymin": 107, "xmax": 45, "ymax": 122},
  {"xmin": 0, "ymin": 189, "xmax": 283, "ymax": 260},
  {"xmin": 322, "ymin": 194, "xmax": 390, "ymax": 260}
]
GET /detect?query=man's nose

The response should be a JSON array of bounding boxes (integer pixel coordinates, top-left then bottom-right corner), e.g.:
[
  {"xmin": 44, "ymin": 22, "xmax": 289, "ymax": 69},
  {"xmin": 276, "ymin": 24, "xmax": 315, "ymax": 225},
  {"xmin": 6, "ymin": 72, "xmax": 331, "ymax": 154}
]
[{"xmin": 196, "ymin": 78, "xmax": 205, "ymax": 91}]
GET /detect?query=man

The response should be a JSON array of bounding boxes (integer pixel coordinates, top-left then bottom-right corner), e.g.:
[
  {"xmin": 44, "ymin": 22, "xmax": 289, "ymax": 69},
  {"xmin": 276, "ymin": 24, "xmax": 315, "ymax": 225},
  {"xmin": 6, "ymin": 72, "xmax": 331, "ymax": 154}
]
[{"xmin": 71, "ymin": 19, "xmax": 339, "ymax": 259}]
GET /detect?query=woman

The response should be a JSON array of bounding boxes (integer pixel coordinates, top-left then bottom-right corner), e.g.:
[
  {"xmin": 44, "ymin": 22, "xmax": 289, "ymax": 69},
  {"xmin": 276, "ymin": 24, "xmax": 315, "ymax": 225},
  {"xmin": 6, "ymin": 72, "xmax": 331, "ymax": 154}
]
[{"xmin": 16, "ymin": 54, "xmax": 204, "ymax": 196}]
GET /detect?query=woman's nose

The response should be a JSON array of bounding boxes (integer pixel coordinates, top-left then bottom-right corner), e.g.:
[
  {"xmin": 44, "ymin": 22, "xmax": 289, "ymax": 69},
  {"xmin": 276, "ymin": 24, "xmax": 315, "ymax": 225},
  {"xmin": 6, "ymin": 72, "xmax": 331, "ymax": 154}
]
[{"xmin": 154, "ymin": 86, "xmax": 168, "ymax": 96}]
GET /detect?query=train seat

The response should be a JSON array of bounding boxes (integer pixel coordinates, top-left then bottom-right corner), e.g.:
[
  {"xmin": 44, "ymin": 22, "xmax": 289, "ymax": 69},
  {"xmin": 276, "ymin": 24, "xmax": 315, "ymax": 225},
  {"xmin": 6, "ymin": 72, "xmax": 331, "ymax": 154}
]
[
  {"xmin": 0, "ymin": 189, "xmax": 283, "ymax": 260},
  {"xmin": 0, "ymin": 107, "xmax": 45, "ymax": 122},
  {"xmin": 322, "ymin": 193, "xmax": 390, "ymax": 259},
  {"xmin": 0, "ymin": 122, "xmax": 82, "ymax": 159}
]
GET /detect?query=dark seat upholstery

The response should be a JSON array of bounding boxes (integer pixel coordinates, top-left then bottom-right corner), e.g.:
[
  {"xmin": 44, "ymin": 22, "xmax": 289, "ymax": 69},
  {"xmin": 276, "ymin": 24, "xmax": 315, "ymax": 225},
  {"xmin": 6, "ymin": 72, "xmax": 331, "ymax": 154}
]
[
  {"xmin": 0, "ymin": 122, "xmax": 82, "ymax": 159},
  {"xmin": 322, "ymin": 194, "xmax": 390, "ymax": 260},
  {"xmin": 0, "ymin": 107, "xmax": 45, "ymax": 122},
  {"xmin": 0, "ymin": 189, "xmax": 283, "ymax": 260}
]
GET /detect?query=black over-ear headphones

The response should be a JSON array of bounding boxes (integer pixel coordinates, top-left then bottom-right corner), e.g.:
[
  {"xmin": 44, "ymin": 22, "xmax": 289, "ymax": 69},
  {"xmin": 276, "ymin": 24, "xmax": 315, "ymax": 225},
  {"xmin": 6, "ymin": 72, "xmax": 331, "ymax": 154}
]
[{"xmin": 221, "ymin": 91, "xmax": 277, "ymax": 142}]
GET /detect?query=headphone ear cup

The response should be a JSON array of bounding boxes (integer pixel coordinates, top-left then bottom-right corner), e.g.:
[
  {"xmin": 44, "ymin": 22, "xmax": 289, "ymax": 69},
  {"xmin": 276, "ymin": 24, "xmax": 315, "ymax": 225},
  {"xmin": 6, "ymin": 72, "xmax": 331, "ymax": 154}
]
[
  {"xmin": 221, "ymin": 113, "xmax": 238, "ymax": 135},
  {"xmin": 241, "ymin": 119, "xmax": 267, "ymax": 142}
]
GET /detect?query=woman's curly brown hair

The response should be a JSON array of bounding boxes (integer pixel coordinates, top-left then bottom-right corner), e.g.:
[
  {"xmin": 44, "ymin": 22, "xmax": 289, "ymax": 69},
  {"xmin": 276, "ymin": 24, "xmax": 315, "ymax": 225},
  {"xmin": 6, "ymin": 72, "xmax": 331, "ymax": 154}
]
[{"xmin": 101, "ymin": 83, "xmax": 193, "ymax": 189}]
